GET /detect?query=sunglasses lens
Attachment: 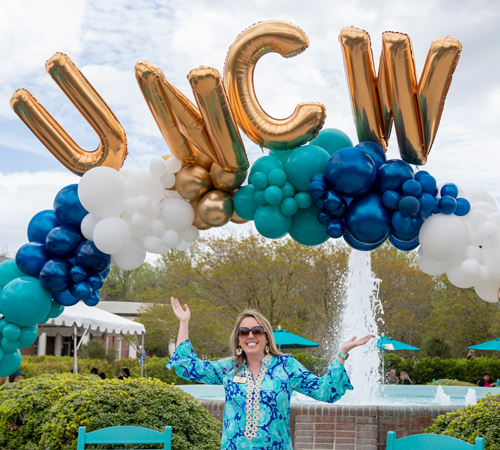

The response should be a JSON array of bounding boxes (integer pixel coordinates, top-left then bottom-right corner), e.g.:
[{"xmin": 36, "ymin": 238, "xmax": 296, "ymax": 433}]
[
  {"xmin": 238, "ymin": 328, "xmax": 250, "ymax": 336},
  {"xmin": 251, "ymin": 327, "xmax": 265, "ymax": 335}
]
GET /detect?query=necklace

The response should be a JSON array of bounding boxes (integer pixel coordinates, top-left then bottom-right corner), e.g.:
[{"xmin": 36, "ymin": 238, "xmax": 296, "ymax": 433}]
[{"xmin": 243, "ymin": 353, "xmax": 272, "ymax": 441}]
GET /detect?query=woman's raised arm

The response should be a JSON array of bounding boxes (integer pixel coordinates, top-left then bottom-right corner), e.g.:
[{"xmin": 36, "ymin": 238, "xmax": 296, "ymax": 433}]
[{"xmin": 171, "ymin": 297, "xmax": 190, "ymax": 346}]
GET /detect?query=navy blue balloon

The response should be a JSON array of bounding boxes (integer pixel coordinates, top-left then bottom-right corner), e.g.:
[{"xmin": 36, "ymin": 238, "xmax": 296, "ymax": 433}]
[
  {"xmin": 414, "ymin": 170, "xmax": 430, "ymax": 181},
  {"xmin": 311, "ymin": 173, "xmax": 327, "ymax": 184},
  {"xmin": 312, "ymin": 197, "xmax": 324, "ymax": 209},
  {"xmin": 99, "ymin": 266, "xmax": 111, "ymax": 280},
  {"xmin": 308, "ymin": 181, "xmax": 327, "ymax": 200},
  {"xmin": 431, "ymin": 198, "xmax": 441, "ymax": 214},
  {"xmin": 346, "ymin": 193, "xmax": 391, "ymax": 244},
  {"xmin": 75, "ymin": 241, "xmax": 111, "ymax": 274},
  {"xmin": 329, "ymin": 200, "xmax": 347, "ymax": 218},
  {"xmin": 418, "ymin": 175, "xmax": 437, "ymax": 194},
  {"xmin": 344, "ymin": 232, "xmax": 386, "ymax": 251},
  {"xmin": 418, "ymin": 193, "xmax": 435, "ymax": 212},
  {"xmin": 398, "ymin": 196, "xmax": 420, "ymax": 216},
  {"xmin": 52, "ymin": 290, "xmax": 80, "ymax": 306},
  {"xmin": 382, "ymin": 190, "xmax": 400, "ymax": 210},
  {"xmin": 27, "ymin": 210, "xmax": 60, "ymax": 243},
  {"xmin": 438, "ymin": 196, "xmax": 457, "ymax": 215},
  {"xmin": 455, "ymin": 198, "xmax": 471, "ymax": 216},
  {"xmin": 53, "ymin": 184, "xmax": 88, "ymax": 231},
  {"xmin": 431, "ymin": 187, "xmax": 439, "ymax": 197},
  {"xmin": 87, "ymin": 273, "xmax": 104, "ymax": 290},
  {"xmin": 389, "ymin": 235, "xmax": 420, "ymax": 251},
  {"xmin": 392, "ymin": 211, "xmax": 411, "ymax": 232},
  {"xmin": 391, "ymin": 213, "xmax": 425, "ymax": 242},
  {"xmin": 441, "ymin": 183, "xmax": 459, "ymax": 198},
  {"xmin": 70, "ymin": 281, "xmax": 93, "ymax": 300},
  {"xmin": 84, "ymin": 290, "xmax": 100, "ymax": 307},
  {"xmin": 402, "ymin": 180, "xmax": 422, "ymax": 197},
  {"xmin": 70, "ymin": 265, "xmax": 88, "ymax": 283},
  {"xmin": 375, "ymin": 159, "xmax": 414, "ymax": 194},
  {"xmin": 46, "ymin": 226, "xmax": 83, "ymax": 259},
  {"xmin": 323, "ymin": 190, "xmax": 343, "ymax": 213},
  {"xmin": 16, "ymin": 242, "xmax": 51, "ymax": 278},
  {"xmin": 326, "ymin": 219, "xmax": 345, "ymax": 239},
  {"xmin": 325, "ymin": 148, "xmax": 377, "ymax": 197},
  {"xmin": 39, "ymin": 258, "xmax": 73, "ymax": 293},
  {"xmin": 317, "ymin": 209, "xmax": 331, "ymax": 225},
  {"xmin": 355, "ymin": 141, "xmax": 386, "ymax": 169}
]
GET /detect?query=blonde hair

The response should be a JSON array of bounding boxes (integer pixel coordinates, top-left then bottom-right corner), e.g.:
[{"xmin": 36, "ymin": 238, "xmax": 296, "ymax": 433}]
[
  {"xmin": 230, "ymin": 309, "xmax": 282, "ymax": 370},
  {"xmin": 400, "ymin": 371, "xmax": 412, "ymax": 383}
]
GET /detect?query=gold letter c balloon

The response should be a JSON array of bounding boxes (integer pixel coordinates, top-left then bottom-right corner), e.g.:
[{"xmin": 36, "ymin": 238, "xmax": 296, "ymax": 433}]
[{"xmin": 224, "ymin": 21, "xmax": 326, "ymax": 151}]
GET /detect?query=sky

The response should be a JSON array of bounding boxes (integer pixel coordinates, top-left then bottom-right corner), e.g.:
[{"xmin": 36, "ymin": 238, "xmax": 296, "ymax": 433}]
[{"xmin": 1, "ymin": 0, "xmax": 500, "ymax": 255}]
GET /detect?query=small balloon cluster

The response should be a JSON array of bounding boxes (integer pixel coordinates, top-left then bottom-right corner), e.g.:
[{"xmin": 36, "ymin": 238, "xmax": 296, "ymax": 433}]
[{"xmin": 78, "ymin": 157, "xmax": 200, "ymax": 271}]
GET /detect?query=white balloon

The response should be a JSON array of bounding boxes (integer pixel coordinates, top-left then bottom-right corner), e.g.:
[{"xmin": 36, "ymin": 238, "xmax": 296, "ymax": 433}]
[
  {"xmin": 479, "ymin": 265, "xmax": 490, "ymax": 281},
  {"xmin": 80, "ymin": 213, "xmax": 101, "ymax": 241},
  {"xmin": 488, "ymin": 212, "xmax": 500, "ymax": 228},
  {"xmin": 465, "ymin": 188, "xmax": 498, "ymax": 208},
  {"xmin": 417, "ymin": 248, "xmax": 448, "ymax": 276},
  {"xmin": 464, "ymin": 244, "xmax": 483, "ymax": 262},
  {"xmin": 119, "ymin": 167, "xmax": 139, "ymax": 180},
  {"xmin": 160, "ymin": 197, "xmax": 195, "ymax": 232},
  {"xmin": 78, "ymin": 167, "xmax": 128, "ymax": 217},
  {"xmin": 467, "ymin": 209, "xmax": 488, "ymax": 228},
  {"xmin": 93, "ymin": 217, "xmax": 132, "ymax": 255},
  {"xmin": 419, "ymin": 214, "xmax": 469, "ymax": 262},
  {"xmin": 166, "ymin": 190, "xmax": 182, "ymax": 199},
  {"xmin": 446, "ymin": 258, "xmax": 476, "ymax": 289},
  {"xmin": 149, "ymin": 219, "xmax": 166, "ymax": 237},
  {"xmin": 159, "ymin": 245, "xmax": 170, "ymax": 254},
  {"xmin": 160, "ymin": 172, "xmax": 176, "ymax": 189},
  {"xmin": 478, "ymin": 222, "xmax": 498, "ymax": 242},
  {"xmin": 131, "ymin": 213, "xmax": 149, "ymax": 230},
  {"xmin": 165, "ymin": 157, "xmax": 183, "ymax": 173},
  {"xmin": 180, "ymin": 226, "xmax": 200, "ymax": 242},
  {"xmin": 143, "ymin": 236, "xmax": 162, "ymax": 253},
  {"xmin": 135, "ymin": 195, "xmax": 151, "ymax": 214},
  {"xmin": 149, "ymin": 157, "xmax": 167, "ymax": 177},
  {"xmin": 128, "ymin": 170, "xmax": 165, "ymax": 203},
  {"xmin": 482, "ymin": 240, "xmax": 500, "ymax": 278},
  {"xmin": 471, "ymin": 202, "xmax": 498, "ymax": 216},
  {"xmin": 469, "ymin": 229, "xmax": 482, "ymax": 246},
  {"xmin": 461, "ymin": 259, "xmax": 480, "ymax": 278},
  {"xmin": 124, "ymin": 198, "xmax": 136, "ymax": 215},
  {"xmin": 161, "ymin": 230, "xmax": 181, "ymax": 248},
  {"xmin": 176, "ymin": 240, "xmax": 190, "ymax": 251},
  {"xmin": 474, "ymin": 276, "xmax": 500, "ymax": 303},
  {"xmin": 112, "ymin": 237, "xmax": 146, "ymax": 270},
  {"xmin": 147, "ymin": 203, "xmax": 161, "ymax": 219}
]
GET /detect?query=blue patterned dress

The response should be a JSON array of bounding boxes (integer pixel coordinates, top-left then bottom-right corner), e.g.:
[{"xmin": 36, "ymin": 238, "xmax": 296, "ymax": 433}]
[{"xmin": 166, "ymin": 340, "xmax": 353, "ymax": 450}]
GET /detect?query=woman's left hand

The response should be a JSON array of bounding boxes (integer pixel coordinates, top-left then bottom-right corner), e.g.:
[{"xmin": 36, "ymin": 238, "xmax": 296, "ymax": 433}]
[{"xmin": 340, "ymin": 334, "xmax": 374, "ymax": 354}]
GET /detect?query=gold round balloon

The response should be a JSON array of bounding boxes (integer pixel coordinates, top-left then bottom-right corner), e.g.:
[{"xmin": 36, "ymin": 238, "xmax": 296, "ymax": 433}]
[
  {"xmin": 190, "ymin": 198, "xmax": 212, "ymax": 230},
  {"xmin": 210, "ymin": 163, "xmax": 247, "ymax": 192},
  {"xmin": 0, "ymin": 377, "xmax": 7, "ymax": 387},
  {"xmin": 175, "ymin": 165, "xmax": 213, "ymax": 201},
  {"xmin": 231, "ymin": 209, "xmax": 248, "ymax": 224},
  {"xmin": 194, "ymin": 151, "xmax": 214, "ymax": 172},
  {"xmin": 198, "ymin": 190, "xmax": 234, "ymax": 227}
]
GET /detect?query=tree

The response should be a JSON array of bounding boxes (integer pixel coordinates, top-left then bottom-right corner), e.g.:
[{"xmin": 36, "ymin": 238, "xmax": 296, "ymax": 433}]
[{"xmin": 100, "ymin": 262, "xmax": 159, "ymax": 301}]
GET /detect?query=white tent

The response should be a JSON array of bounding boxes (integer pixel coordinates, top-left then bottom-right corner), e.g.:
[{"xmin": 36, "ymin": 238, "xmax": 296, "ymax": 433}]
[{"xmin": 40, "ymin": 302, "xmax": 146, "ymax": 376}]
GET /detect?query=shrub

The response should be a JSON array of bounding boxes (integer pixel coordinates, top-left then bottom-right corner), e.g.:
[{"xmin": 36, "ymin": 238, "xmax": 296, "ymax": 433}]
[
  {"xmin": 426, "ymin": 393, "xmax": 500, "ymax": 449},
  {"xmin": 79, "ymin": 339, "xmax": 116, "ymax": 364},
  {"xmin": 20, "ymin": 355, "xmax": 115, "ymax": 379},
  {"xmin": 427, "ymin": 380, "xmax": 476, "ymax": 387},
  {"xmin": 293, "ymin": 353, "xmax": 330, "ymax": 376},
  {"xmin": 0, "ymin": 373, "xmax": 222, "ymax": 450}
]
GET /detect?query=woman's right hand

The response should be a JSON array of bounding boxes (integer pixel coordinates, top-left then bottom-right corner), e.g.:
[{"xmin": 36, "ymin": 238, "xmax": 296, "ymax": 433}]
[{"xmin": 171, "ymin": 297, "xmax": 190, "ymax": 323}]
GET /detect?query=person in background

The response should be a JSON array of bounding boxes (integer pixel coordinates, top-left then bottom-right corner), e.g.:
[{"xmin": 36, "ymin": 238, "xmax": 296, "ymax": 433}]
[
  {"xmin": 400, "ymin": 371, "xmax": 413, "ymax": 385},
  {"xmin": 90, "ymin": 368, "xmax": 107, "ymax": 380},
  {"xmin": 139, "ymin": 345, "xmax": 147, "ymax": 366},
  {"xmin": 9, "ymin": 370, "xmax": 25, "ymax": 383},
  {"xmin": 385, "ymin": 369, "xmax": 398, "ymax": 384},
  {"xmin": 467, "ymin": 349, "xmax": 476, "ymax": 359},
  {"xmin": 478, "ymin": 372, "xmax": 491, "ymax": 387},
  {"xmin": 118, "ymin": 367, "xmax": 131, "ymax": 380}
]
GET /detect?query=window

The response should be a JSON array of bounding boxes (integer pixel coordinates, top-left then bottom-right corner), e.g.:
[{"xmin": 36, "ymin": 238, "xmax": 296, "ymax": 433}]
[{"xmin": 116, "ymin": 338, "xmax": 122, "ymax": 360}]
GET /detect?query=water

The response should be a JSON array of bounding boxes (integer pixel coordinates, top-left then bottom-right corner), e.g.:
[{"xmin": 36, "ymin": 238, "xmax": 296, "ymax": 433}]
[
  {"xmin": 465, "ymin": 388, "xmax": 477, "ymax": 406},
  {"xmin": 434, "ymin": 385, "xmax": 451, "ymax": 406}
]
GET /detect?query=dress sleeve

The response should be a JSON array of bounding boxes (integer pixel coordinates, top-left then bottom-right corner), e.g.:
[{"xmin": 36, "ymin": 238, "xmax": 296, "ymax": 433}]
[
  {"xmin": 286, "ymin": 356, "xmax": 353, "ymax": 403},
  {"xmin": 166, "ymin": 339, "xmax": 230, "ymax": 385}
]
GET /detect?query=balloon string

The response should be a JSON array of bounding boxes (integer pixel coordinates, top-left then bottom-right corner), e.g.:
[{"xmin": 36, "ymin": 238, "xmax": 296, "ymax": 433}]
[{"xmin": 128, "ymin": 153, "xmax": 144, "ymax": 170}]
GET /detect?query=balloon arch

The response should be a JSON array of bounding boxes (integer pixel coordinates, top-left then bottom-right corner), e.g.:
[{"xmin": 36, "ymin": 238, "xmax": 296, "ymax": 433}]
[{"xmin": 1, "ymin": 21, "xmax": 499, "ymax": 377}]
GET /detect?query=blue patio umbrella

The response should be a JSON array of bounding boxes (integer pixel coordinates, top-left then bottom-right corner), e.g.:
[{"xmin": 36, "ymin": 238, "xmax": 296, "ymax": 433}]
[
  {"xmin": 468, "ymin": 338, "xmax": 500, "ymax": 351},
  {"xmin": 272, "ymin": 327, "xmax": 320, "ymax": 350},
  {"xmin": 377, "ymin": 336, "xmax": 421, "ymax": 351}
]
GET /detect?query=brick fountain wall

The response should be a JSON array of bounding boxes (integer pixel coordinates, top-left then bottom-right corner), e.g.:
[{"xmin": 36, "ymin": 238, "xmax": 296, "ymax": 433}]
[{"xmin": 199, "ymin": 400, "xmax": 460, "ymax": 450}]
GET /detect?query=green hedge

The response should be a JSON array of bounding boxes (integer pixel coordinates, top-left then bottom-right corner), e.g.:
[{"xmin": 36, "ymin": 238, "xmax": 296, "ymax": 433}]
[
  {"xmin": 384, "ymin": 354, "xmax": 500, "ymax": 385},
  {"xmin": 0, "ymin": 373, "xmax": 222, "ymax": 450},
  {"xmin": 427, "ymin": 393, "xmax": 500, "ymax": 449},
  {"xmin": 427, "ymin": 380, "xmax": 476, "ymax": 387}
]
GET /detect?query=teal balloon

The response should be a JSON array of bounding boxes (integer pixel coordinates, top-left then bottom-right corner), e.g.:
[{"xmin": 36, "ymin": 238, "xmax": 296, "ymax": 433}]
[
  {"xmin": 48, "ymin": 302, "xmax": 65, "ymax": 319},
  {"xmin": 3, "ymin": 324, "xmax": 21, "ymax": 341},
  {"xmin": 0, "ymin": 349, "xmax": 22, "ymax": 377},
  {"xmin": 286, "ymin": 145, "xmax": 330, "ymax": 192},
  {"xmin": 249, "ymin": 156, "xmax": 284, "ymax": 179},
  {"xmin": 269, "ymin": 149, "xmax": 295, "ymax": 164},
  {"xmin": 1, "ymin": 337, "xmax": 19, "ymax": 352},
  {"xmin": 309, "ymin": 128, "xmax": 353, "ymax": 156},
  {"xmin": 0, "ymin": 319, "xmax": 7, "ymax": 335},
  {"xmin": 289, "ymin": 205, "xmax": 329, "ymax": 246},
  {"xmin": 251, "ymin": 172, "xmax": 268, "ymax": 190},
  {"xmin": 295, "ymin": 192, "xmax": 312, "ymax": 209},
  {"xmin": 0, "ymin": 277, "xmax": 52, "ymax": 327},
  {"xmin": 0, "ymin": 348, "xmax": 3, "ymax": 361},
  {"xmin": 254, "ymin": 189, "xmax": 268, "ymax": 205},
  {"xmin": 264, "ymin": 186, "xmax": 283, "ymax": 205},
  {"xmin": 254, "ymin": 205, "xmax": 292, "ymax": 239},
  {"xmin": 233, "ymin": 185, "xmax": 259, "ymax": 221},
  {"xmin": 19, "ymin": 325, "xmax": 38, "ymax": 349},
  {"xmin": 268, "ymin": 169, "xmax": 287, "ymax": 187},
  {"xmin": 0, "ymin": 260, "xmax": 25, "ymax": 289},
  {"xmin": 281, "ymin": 182, "xmax": 295, "ymax": 199},
  {"xmin": 281, "ymin": 198, "xmax": 298, "ymax": 216}
]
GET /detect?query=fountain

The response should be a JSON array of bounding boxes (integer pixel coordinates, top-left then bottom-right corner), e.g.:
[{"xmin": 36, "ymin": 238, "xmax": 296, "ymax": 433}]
[
  {"xmin": 465, "ymin": 388, "xmax": 477, "ymax": 406},
  {"xmin": 434, "ymin": 385, "xmax": 451, "ymax": 406}
]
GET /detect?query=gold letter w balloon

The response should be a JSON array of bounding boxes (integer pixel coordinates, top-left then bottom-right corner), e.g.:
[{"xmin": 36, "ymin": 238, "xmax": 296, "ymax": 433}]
[{"xmin": 339, "ymin": 27, "xmax": 462, "ymax": 165}]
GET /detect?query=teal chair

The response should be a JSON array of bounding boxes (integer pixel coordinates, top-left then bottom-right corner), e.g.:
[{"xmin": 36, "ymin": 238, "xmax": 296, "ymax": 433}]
[
  {"xmin": 386, "ymin": 432, "xmax": 484, "ymax": 450},
  {"xmin": 77, "ymin": 425, "xmax": 172, "ymax": 450}
]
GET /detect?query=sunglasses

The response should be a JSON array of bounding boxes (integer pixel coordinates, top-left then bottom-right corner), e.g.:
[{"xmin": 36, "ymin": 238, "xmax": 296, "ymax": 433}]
[{"xmin": 238, "ymin": 326, "xmax": 266, "ymax": 336}]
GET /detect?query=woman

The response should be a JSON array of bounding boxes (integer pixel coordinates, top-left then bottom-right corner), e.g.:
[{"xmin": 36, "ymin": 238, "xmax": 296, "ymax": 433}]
[
  {"xmin": 478, "ymin": 372, "xmax": 491, "ymax": 387},
  {"xmin": 400, "ymin": 371, "xmax": 413, "ymax": 385},
  {"xmin": 467, "ymin": 349, "xmax": 476, "ymax": 359},
  {"xmin": 167, "ymin": 297, "xmax": 373, "ymax": 450},
  {"xmin": 118, "ymin": 367, "xmax": 131, "ymax": 380}
]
